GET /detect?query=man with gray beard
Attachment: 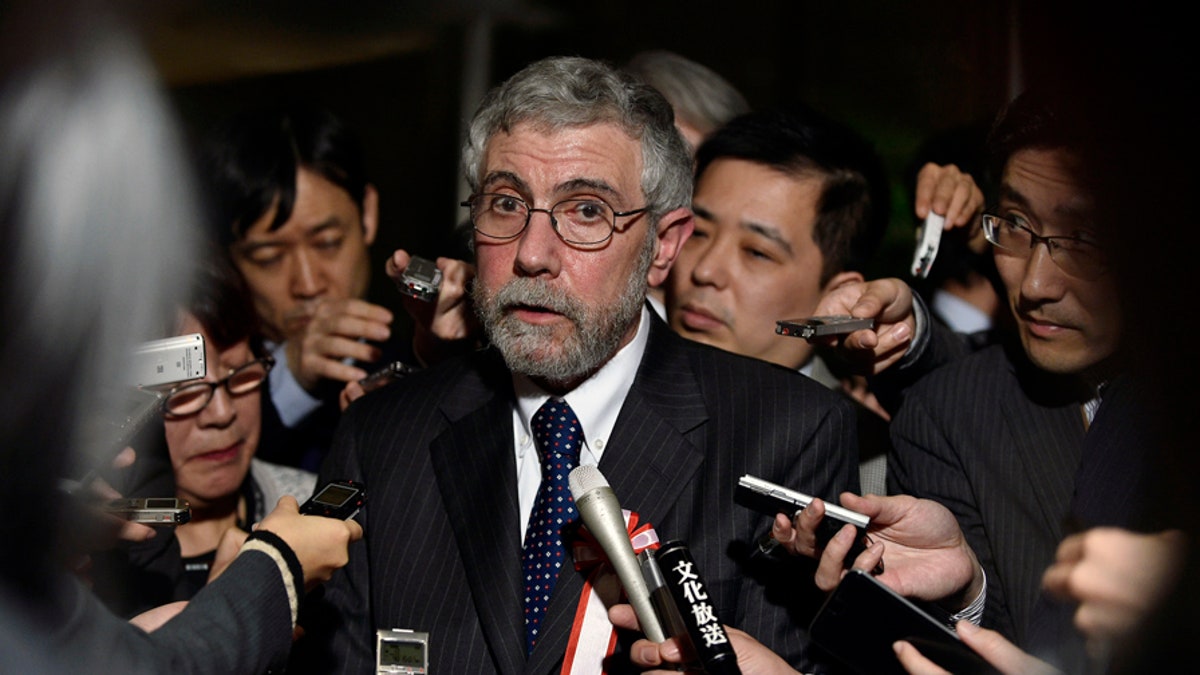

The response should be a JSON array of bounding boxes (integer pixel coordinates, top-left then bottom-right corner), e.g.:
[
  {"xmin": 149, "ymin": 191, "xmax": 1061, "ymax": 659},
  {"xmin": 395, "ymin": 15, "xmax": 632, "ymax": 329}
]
[
  {"xmin": 471, "ymin": 225, "xmax": 655, "ymax": 384},
  {"xmin": 297, "ymin": 56, "xmax": 858, "ymax": 674}
]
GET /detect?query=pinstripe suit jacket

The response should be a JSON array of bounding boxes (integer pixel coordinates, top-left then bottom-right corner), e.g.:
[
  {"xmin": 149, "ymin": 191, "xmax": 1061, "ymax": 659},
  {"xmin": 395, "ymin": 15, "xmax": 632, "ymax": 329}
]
[
  {"xmin": 888, "ymin": 341, "xmax": 1087, "ymax": 647},
  {"xmin": 296, "ymin": 314, "xmax": 859, "ymax": 674}
]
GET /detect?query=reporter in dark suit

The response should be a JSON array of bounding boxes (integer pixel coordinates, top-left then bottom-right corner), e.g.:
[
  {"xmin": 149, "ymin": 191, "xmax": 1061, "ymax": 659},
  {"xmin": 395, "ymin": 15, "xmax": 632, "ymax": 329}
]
[
  {"xmin": 296, "ymin": 56, "xmax": 859, "ymax": 674},
  {"xmin": 771, "ymin": 88, "xmax": 1178, "ymax": 674},
  {"xmin": 200, "ymin": 104, "xmax": 399, "ymax": 473}
]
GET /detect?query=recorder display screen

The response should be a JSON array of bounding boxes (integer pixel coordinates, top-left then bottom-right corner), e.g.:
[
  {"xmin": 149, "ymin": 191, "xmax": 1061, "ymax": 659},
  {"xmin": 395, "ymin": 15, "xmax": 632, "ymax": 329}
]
[{"xmin": 314, "ymin": 484, "xmax": 356, "ymax": 506}]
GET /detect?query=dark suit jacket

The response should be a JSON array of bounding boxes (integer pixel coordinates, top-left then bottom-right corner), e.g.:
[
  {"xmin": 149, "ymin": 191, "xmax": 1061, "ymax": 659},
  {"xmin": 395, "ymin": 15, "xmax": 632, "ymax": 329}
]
[
  {"xmin": 296, "ymin": 315, "xmax": 859, "ymax": 674},
  {"xmin": 5, "ymin": 549, "xmax": 296, "ymax": 674},
  {"xmin": 888, "ymin": 341, "xmax": 1089, "ymax": 647}
]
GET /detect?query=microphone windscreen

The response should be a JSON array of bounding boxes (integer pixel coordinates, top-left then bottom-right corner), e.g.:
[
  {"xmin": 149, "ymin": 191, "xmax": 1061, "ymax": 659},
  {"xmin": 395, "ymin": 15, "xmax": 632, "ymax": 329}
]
[{"xmin": 568, "ymin": 464, "xmax": 607, "ymax": 498}]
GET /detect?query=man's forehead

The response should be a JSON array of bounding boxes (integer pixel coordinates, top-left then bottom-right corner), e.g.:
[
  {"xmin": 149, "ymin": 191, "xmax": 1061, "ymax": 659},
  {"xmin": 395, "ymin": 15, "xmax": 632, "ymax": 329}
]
[
  {"xmin": 480, "ymin": 170, "xmax": 623, "ymax": 203},
  {"xmin": 238, "ymin": 170, "xmax": 361, "ymax": 242},
  {"xmin": 1000, "ymin": 148, "xmax": 1095, "ymax": 227},
  {"xmin": 480, "ymin": 122, "xmax": 642, "ymax": 189},
  {"xmin": 238, "ymin": 214, "xmax": 348, "ymax": 248},
  {"xmin": 694, "ymin": 159, "xmax": 824, "ymax": 245}
]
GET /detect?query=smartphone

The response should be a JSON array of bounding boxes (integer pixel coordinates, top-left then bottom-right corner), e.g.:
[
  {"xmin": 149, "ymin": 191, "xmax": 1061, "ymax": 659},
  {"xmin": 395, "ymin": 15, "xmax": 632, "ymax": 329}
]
[
  {"xmin": 358, "ymin": 360, "xmax": 420, "ymax": 394},
  {"xmin": 811, "ymin": 569, "xmax": 997, "ymax": 675},
  {"xmin": 104, "ymin": 497, "xmax": 191, "ymax": 525},
  {"xmin": 395, "ymin": 256, "xmax": 442, "ymax": 303},
  {"xmin": 776, "ymin": 316, "xmax": 875, "ymax": 341},
  {"xmin": 735, "ymin": 475, "xmax": 875, "ymax": 570},
  {"xmin": 300, "ymin": 479, "xmax": 366, "ymax": 520}
]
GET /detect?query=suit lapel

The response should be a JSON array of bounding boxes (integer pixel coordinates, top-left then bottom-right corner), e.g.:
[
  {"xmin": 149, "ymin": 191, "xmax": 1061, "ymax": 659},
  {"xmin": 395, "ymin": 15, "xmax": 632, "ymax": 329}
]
[
  {"xmin": 523, "ymin": 317, "xmax": 709, "ymax": 674},
  {"xmin": 1002, "ymin": 356, "xmax": 1086, "ymax": 541},
  {"xmin": 602, "ymin": 320, "xmax": 708, "ymax": 533},
  {"xmin": 429, "ymin": 353, "xmax": 527, "ymax": 675}
]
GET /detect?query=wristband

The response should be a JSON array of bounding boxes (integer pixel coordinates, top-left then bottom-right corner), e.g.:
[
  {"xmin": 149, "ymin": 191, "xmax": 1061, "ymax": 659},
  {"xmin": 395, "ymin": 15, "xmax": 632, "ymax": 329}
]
[{"xmin": 242, "ymin": 529, "xmax": 304, "ymax": 625}]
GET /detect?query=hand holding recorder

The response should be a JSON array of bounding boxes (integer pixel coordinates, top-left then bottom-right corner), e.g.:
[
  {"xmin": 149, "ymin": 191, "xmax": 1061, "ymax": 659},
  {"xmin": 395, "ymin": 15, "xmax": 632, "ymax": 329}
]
[
  {"xmin": 340, "ymin": 360, "xmax": 419, "ymax": 411},
  {"xmin": 809, "ymin": 278, "xmax": 919, "ymax": 375},
  {"xmin": 773, "ymin": 492, "xmax": 984, "ymax": 609},
  {"xmin": 386, "ymin": 249, "xmax": 480, "ymax": 366},
  {"xmin": 256, "ymin": 495, "xmax": 363, "ymax": 592},
  {"xmin": 735, "ymin": 475, "xmax": 875, "ymax": 571},
  {"xmin": 909, "ymin": 162, "xmax": 987, "ymax": 279}
]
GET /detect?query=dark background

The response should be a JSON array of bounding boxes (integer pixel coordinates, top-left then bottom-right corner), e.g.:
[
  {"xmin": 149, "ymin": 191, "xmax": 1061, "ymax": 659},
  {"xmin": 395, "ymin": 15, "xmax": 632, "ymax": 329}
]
[{"xmin": 112, "ymin": 0, "xmax": 1189, "ymax": 337}]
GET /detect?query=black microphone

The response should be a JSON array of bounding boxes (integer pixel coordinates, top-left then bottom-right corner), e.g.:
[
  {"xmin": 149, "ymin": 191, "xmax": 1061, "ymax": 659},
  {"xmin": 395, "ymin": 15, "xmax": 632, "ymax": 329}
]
[
  {"xmin": 655, "ymin": 541, "xmax": 742, "ymax": 675},
  {"xmin": 568, "ymin": 465, "xmax": 666, "ymax": 642}
]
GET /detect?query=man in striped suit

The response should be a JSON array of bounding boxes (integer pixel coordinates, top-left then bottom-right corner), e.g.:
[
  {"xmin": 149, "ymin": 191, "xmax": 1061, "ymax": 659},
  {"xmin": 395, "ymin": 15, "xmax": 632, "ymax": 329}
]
[{"xmin": 293, "ymin": 56, "xmax": 859, "ymax": 674}]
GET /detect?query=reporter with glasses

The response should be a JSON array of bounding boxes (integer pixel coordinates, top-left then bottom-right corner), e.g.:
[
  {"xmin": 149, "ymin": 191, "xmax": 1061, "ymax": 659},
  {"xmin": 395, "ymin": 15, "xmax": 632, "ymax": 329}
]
[
  {"xmin": 93, "ymin": 257, "xmax": 319, "ymax": 619},
  {"xmin": 761, "ymin": 87, "xmax": 1184, "ymax": 674}
]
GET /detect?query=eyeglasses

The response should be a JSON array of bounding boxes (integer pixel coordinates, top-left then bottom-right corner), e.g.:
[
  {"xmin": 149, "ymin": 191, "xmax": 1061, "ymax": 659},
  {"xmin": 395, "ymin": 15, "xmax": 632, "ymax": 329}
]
[
  {"xmin": 160, "ymin": 355, "xmax": 274, "ymax": 418},
  {"xmin": 981, "ymin": 213, "xmax": 1107, "ymax": 279},
  {"xmin": 462, "ymin": 193, "xmax": 648, "ymax": 247}
]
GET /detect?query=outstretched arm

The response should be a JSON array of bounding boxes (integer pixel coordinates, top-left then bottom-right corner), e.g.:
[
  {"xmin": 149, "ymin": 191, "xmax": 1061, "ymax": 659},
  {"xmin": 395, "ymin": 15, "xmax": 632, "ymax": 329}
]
[{"xmin": 773, "ymin": 492, "xmax": 983, "ymax": 611}]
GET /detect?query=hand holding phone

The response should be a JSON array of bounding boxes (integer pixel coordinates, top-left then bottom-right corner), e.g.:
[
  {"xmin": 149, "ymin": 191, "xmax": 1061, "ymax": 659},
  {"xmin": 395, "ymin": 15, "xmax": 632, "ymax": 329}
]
[{"xmin": 811, "ymin": 569, "xmax": 998, "ymax": 675}]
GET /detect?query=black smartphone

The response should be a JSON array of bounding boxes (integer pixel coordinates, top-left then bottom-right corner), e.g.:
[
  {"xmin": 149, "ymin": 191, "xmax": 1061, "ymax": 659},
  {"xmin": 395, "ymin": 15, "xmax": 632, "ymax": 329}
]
[
  {"xmin": 104, "ymin": 497, "xmax": 191, "ymax": 525},
  {"xmin": 735, "ymin": 474, "xmax": 874, "ymax": 569},
  {"xmin": 811, "ymin": 569, "xmax": 997, "ymax": 675},
  {"xmin": 300, "ymin": 479, "xmax": 366, "ymax": 520}
]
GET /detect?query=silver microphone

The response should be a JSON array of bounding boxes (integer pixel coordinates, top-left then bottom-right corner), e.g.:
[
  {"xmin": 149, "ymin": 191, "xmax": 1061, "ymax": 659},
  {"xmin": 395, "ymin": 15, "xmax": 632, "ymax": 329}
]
[{"xmin": 568, "ymin": 465, "xmax": 666, "ymax": 642}]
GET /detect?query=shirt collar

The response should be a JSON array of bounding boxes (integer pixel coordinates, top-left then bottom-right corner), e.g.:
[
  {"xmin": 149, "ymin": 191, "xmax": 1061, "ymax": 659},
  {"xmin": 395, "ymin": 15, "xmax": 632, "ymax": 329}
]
[{"xmin": 513, "ymin": 305, "xmax": 651, "ymax": 459}]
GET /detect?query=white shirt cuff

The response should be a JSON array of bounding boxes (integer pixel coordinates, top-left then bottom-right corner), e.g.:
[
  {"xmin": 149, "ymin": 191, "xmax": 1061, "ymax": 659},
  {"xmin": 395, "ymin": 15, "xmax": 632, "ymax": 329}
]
[{"xmin": 896, "ymin": 287, "xmax": 931, "ymax": 370}]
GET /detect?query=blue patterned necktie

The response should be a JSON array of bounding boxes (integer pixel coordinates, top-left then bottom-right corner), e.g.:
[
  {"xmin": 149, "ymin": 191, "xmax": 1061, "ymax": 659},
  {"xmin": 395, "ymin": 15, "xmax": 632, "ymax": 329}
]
[{"xmin": 522, "ymin": 398, "xmax": 583, "ymax": 654}]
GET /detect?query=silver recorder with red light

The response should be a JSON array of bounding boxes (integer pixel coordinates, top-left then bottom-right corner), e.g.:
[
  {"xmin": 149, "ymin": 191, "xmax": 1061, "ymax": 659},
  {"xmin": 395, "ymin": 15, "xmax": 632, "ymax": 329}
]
[
  {"xmin": 104, "ymin": 497, "xmax": 191, "ymax": 525},
  {"xmin": 396, "ymin": 256, "xmax": 442, "ymax": 303},
  {"xmin": 776, "ymin": 316, "xmax": 875, "ymax": 341}
]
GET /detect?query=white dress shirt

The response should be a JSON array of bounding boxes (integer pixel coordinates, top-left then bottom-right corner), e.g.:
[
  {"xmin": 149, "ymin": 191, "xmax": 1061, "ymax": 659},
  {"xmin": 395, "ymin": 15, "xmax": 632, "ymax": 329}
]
[{"xmin": 511, "ymin": 306, "xmax": 652, "ymax": 540}]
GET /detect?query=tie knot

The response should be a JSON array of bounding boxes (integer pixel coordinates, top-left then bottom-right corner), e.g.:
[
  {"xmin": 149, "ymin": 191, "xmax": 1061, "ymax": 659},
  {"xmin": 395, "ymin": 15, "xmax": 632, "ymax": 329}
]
[{"xmin": 531, "ymin": 398, "xmax": 584, "ymax": 466}]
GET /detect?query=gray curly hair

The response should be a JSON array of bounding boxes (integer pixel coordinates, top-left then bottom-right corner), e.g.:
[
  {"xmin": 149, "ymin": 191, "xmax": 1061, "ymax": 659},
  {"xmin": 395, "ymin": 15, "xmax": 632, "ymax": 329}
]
[{"xmin": 463, "ymin": 56, "xmax": 693, "ymax": 223}]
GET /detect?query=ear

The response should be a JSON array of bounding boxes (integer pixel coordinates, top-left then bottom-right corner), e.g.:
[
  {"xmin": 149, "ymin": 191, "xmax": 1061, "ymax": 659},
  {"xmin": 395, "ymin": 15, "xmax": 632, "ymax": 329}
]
[
  {"xmin": 819, "ymin": 269, "xmax": 864, "ymax": 296},
  {"xmin": 361, "ymin": 184, "xmax": 380, "ymax": 246},
  {"xmin": 646, "ymin": 207, "xmax": 694, "ymax": 288}
]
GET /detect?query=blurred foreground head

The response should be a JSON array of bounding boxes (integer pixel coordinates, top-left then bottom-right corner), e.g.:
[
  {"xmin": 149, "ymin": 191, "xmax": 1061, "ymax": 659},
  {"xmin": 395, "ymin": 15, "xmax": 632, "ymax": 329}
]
[{"xmin": 0, "ymin": 3, "xmax": 199, "ymax": 597}]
